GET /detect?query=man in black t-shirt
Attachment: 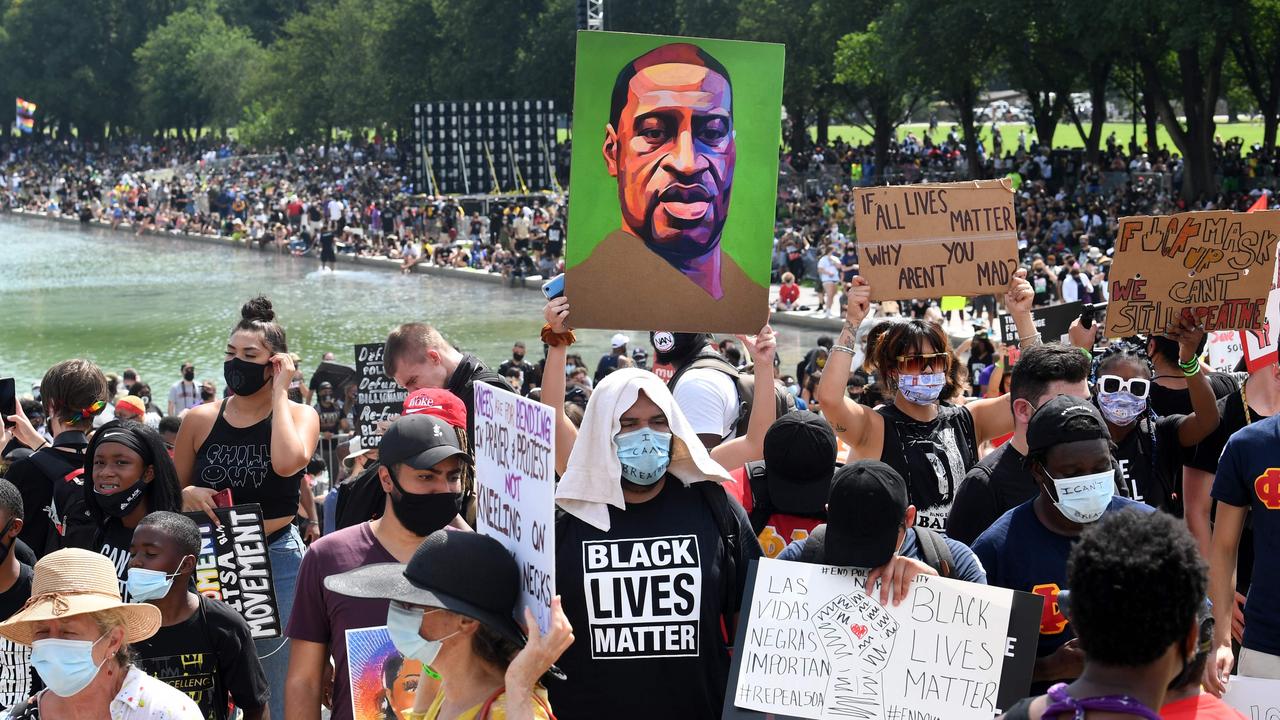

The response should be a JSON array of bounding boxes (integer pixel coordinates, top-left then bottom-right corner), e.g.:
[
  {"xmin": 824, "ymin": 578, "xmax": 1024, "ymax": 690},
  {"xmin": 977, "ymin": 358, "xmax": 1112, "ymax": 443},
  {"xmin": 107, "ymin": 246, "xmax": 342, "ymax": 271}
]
[
  {"xmin": 949, "ymin": 344, "xmax": 1091, "ymax": 546},
  {"xmin": 497, "ymin": 342, "xmax": 536, "ymax": 396},
  {"xmin": 130, "ymin": 511, "xmax": 269, "ymax": 720},
  {"xmin": 0, "ymin": 480, "xmax": 35, "ymax": 714}
]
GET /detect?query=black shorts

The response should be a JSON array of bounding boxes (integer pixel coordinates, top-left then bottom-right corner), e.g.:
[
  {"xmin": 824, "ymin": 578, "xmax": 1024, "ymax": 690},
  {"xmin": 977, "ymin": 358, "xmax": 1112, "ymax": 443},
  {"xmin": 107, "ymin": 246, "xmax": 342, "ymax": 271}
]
[{"xmin": 321, "ymin": 247, "xmax": 337, "ymax": 262}]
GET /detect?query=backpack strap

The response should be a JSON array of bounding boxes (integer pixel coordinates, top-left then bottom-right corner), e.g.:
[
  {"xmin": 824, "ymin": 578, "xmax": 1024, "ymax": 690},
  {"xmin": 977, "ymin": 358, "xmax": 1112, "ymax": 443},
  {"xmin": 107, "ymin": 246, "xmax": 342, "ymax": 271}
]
[
  {"xmin": 913, "ymin": 528, "xmax": 954, "ymax": 578},
  {"xmin": 695, "ymin": 482, "xmax": 742, "ymax": 619},
  {"xmin": 798, "ymin": 524, "xmax": 827, "ymax": 564},
  {"xmin": 667, "ymin": 351, "xmax": 751, "ymax": 438},
  {"xmin": 744, "ymin": 461, "xmax": 772, "ymax": 536}
]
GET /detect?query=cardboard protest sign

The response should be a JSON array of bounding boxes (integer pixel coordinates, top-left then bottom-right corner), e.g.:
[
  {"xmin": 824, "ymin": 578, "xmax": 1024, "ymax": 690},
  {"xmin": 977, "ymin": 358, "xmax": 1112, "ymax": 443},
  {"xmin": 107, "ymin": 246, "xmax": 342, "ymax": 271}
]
[
  {"xmin": 1208, "ymin": 330, "xmax": 1245, "ymax": 372},
  {"xmin": 1241, "ymin": 287, "xmax": 1280, "ymax": 371},
  {"xmin": 723, "ymin": 558, "xmax": 1041, "ymax": 720},
  {"xmin": 184, "ymin": 504, "xmax": 281, "ymax": 639},
  {"xmin": 853, "ymin": 180, "xmax": 1019, "ymax": 301},
  {"xmin": 564, "ymin": 31, "xmax": 784, "ymax": 334},
  {"xmin": 998, "ymin": 302, "xmax": 1083, "ymax": 345},
  {"xmin": 473, "ymin": 383, "xmax": 556, "ymax": 633},
  {"xmin": 1106, "ymin": 210, "xmax": 1280, "ymax": 337},
  {"xmin": 354, "ymin": 342, "xmax": 405, "ymax": 449},
  {"xmin": 1223, "ymin": 675, "xmax": 1280, "ymax": 718},
  {"xmin": 347, "ymin": 627, "xmax": 425, "ymax": 720}
]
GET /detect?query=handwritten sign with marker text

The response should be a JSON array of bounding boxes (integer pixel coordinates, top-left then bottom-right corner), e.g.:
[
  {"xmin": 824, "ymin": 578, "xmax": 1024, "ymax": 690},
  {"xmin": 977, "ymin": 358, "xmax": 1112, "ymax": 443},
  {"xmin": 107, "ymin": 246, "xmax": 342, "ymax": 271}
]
[
  {"xmin": 1222, "ymin": 675, "xmax": 1280, "ymax": 718},
  {"xmin": 853, "ymin": 180, "xmax": 1019, "ymax": 301},
  {"xmin": 354, "ymin": 342, "xmax": 406, "ymax": 449},
  {"xmin": 473, "ymin": 383, "xmax": 556, "ymax": 633},
  {"xmin": 722, "ymin": 558, "xmax": 1041, "ymax": 720},
  {"xmin": 1106, "ymin": 210, "xmax": 1279, "ymax": 337}
]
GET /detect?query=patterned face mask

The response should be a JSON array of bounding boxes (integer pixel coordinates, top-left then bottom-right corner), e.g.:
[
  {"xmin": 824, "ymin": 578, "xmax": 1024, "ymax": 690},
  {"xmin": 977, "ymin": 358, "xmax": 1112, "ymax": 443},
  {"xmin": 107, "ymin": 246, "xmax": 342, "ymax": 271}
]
[{"xmin": 898, "ymin": 372, "xmax": 945, "ymax": 405}]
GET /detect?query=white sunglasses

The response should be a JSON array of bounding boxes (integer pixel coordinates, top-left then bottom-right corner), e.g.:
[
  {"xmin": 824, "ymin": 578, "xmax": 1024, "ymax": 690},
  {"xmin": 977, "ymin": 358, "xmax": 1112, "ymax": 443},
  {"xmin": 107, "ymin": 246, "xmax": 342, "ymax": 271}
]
[{"xmin": 1097, "ymin": 375, "xmax": 1150, "ymax": 399}]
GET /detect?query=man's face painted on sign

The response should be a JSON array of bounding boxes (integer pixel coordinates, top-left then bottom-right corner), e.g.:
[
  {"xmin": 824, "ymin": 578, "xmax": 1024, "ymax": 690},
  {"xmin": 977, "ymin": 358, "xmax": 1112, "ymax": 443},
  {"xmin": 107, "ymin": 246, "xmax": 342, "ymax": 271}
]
[{"xmin": 604, "ymin": 47, "xmax": 735, "ymax": 261}]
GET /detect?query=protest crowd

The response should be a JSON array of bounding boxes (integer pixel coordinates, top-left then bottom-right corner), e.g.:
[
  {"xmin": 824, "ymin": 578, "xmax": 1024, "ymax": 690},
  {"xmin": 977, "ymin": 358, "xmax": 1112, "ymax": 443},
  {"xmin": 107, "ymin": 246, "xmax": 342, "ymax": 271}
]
[{"xmin": 3, "ymin": 112, "xmax": 1280, "ymax": 720}]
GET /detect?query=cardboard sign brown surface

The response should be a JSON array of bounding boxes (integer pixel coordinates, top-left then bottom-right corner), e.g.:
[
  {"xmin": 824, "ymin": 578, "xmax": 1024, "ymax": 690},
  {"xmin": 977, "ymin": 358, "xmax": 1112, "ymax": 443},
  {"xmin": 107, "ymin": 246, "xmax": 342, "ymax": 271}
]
[
  {"xmin": 853, "ymin": 179, "xmax": 1018, "ymax": 301},
  {"xmin": 1106, "ymin": 210, "xmax": 1279, "ymax": 336}
]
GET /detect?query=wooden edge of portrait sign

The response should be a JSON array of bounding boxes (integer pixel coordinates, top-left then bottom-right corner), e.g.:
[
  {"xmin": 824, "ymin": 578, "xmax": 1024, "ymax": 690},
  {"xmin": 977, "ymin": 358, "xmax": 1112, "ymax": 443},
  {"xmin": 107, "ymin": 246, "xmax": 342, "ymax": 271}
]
[
  {"xmin": 853, "ymin": 179, "xmax": 1019, "ymax": 302},
  {"xmin": 1105, "ymin": 210, "xmax": 1280, "ymax": 337}
]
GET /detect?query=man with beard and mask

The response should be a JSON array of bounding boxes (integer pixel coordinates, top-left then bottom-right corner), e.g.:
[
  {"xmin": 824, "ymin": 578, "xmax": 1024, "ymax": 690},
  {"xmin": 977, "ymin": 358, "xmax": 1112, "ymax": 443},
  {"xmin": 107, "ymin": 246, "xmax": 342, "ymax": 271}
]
[
  {"xmin": 973, "ymin": 395, "xmax": 1152, "ymax": 694},
  {"xmin": 498, "ymin": 341, "xmax": 536, "ymax": 395},
  {"xmin": 284, "ymin": 414, "xmax": 472, "ymax": 720},
  {"xmin": 314, "ymin": 381, "xmax": 345, "ymax": 473},
  {"xmin": 565, "ymin": 43, "xmax": 768, "ymax": 333},
  {"xmin": 166, "ymin": 361, "xmax": 200, "ymax": 416},
  {"xmin": 651, "ymin": 331, "xmax": 742, "ymax": 449}
]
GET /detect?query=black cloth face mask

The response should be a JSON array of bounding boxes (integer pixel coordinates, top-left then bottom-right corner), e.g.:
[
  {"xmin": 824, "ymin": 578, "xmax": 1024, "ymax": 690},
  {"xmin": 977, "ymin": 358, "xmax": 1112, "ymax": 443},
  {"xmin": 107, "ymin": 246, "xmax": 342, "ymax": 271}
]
[
  {"xmin": 224, "ymin": 358, "xmax": 270, "ymax": 396},
  {"xmin": 387, "ymin": 474, "xmax": 461, "ymax": 537}
]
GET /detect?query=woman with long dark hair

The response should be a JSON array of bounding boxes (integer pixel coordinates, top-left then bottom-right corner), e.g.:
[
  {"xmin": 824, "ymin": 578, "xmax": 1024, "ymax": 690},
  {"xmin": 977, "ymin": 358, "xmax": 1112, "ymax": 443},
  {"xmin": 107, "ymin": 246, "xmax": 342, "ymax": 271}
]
[
  {"xmin": 83, "ymin": 419, "xmax": 183, "ymax": 593},
  {"xmin": 173, "ymin": 295, "xmax": 319, "ymax": 720},
  {"xmin": 816, "ymin": 273, "xmax": 1037, "ymax": 533}
]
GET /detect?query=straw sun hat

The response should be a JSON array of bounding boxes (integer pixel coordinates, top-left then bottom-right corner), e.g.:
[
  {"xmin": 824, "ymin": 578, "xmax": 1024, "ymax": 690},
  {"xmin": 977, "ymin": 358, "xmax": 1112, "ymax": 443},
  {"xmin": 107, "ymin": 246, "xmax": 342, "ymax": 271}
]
[{"xmin": 0, "ymin": 548, "xmax": 161, "ymax": 646}]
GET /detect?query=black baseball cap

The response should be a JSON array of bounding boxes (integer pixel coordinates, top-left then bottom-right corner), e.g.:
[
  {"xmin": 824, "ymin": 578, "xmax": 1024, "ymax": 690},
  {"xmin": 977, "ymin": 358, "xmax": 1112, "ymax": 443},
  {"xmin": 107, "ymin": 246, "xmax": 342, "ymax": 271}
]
[
  {"xmin": 1026, "ymin": 395, "xmax": 1112, "ymax": 456},
  {"xmin": 650, "ymin": 331, "xmax": 709, "ymax": 364},
  {"xmin": 378, "ymin": 414, "xmax": 473, "ymax": 470},
  {"xmin": 325, "ymin": 530, "xmax": 525, "ymax": 646},
  {"xmin": 762, "ymin": 411, "xmax": 837, "ymax": 516},
  {"xmin": 824, "ymin": 460, "xmax": 909, "ymax": 568}
]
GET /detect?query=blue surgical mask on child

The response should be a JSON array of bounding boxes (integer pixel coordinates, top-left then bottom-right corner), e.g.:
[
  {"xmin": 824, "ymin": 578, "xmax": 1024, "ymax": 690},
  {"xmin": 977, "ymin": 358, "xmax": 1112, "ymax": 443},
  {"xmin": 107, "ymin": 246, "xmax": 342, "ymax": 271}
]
[
  {"xmin": 615, "ymin": 428, "xmax": 672, "ymax": 486},
  {"xmin": 125, "ymin": 557, "xmax": 191, "ymax": 602},
  {"xmin": 898, "ymin": 372, "xmax": 946, "ymax": 405}
]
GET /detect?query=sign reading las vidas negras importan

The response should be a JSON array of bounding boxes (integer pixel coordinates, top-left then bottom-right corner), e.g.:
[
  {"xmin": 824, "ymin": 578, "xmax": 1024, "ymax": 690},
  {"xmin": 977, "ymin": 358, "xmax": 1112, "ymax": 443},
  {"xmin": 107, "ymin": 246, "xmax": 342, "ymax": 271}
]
[
  {"xmin": 1106, "ymin": 210, "xmax": 1279, "ymax": 336},
  {"xmin": 722, "ymin": 559, "xmax": 1041, "ymax": 720},
  {"xmin": 564, "ymin": 31, "xmax": 785, "ymax": 334},
  {"xmin": 853, "ymin": 180, "xmax": 1020, "ymax": 301}
]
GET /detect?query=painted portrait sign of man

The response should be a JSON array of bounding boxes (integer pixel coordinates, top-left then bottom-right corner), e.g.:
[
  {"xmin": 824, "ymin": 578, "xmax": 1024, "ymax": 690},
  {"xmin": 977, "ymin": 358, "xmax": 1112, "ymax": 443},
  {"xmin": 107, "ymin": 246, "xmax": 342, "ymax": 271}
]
[{"xmin": 566, "ymin": 35, "xmax": 783, "ymax": 333}]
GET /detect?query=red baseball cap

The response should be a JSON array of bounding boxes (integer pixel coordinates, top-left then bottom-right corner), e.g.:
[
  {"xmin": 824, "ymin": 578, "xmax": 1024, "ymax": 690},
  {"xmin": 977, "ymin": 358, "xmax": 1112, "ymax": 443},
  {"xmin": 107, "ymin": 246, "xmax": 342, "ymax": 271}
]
[{"xmin": 402, "ymin": 388, "xmax": 467, "ymax": 429}]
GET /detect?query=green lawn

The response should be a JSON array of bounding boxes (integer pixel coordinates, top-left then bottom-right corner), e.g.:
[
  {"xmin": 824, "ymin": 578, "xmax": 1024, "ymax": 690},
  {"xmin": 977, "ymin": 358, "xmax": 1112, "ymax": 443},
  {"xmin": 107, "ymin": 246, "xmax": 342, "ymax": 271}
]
[{"xmin": 813, "ymin": 121, "xmax": 1270, "ymax": 154}]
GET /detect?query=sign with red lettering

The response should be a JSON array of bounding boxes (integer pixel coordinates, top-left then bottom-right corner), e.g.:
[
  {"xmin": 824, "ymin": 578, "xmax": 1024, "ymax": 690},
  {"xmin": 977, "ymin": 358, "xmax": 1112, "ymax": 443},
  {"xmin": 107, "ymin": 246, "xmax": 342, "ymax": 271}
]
[
  {"xmin": 1240, "ymin": 287, "xmax": 1280, "ymax": 371},
  {"xmin": 853, "ymin": 180, "xmax": 1019, "ymax": 301},
  {"xmin": 1106, "ymin": 211, "xmax": 1280, "ymax": 337}
]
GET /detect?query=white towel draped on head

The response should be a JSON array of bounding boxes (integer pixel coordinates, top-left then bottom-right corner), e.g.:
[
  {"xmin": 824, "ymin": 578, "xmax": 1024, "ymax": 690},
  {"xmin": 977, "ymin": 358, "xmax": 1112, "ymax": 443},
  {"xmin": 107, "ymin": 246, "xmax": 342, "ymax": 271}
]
[{"xmin": 555, "ymin": 367, "xmax": 731, "ymax": 531}]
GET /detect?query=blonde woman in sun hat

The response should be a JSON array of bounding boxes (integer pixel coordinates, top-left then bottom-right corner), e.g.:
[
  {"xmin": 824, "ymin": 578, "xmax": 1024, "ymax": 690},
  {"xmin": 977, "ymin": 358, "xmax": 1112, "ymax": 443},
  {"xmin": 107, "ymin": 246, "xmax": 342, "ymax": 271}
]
[{"xmin": 0, "ymin": 548, "xmax": 201, "ymax": 719}]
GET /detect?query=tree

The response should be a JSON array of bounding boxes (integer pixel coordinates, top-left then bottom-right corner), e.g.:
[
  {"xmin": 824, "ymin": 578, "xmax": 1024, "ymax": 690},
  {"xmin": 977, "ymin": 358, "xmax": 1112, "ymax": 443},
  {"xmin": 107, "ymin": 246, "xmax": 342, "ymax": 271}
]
[
  {"xmin": 996, "ymin": 0, "xmax": 1077, "ymax": 149},
  {"xmin": 1231, "ymin": 0, "xmax": 1280, "ymax": 155},
  {"xmin": 834, "ymin": 21, "xmax": 924, "ymax": 181},
  {"xmin": 1058, "ymin": 0, "xmax": 1123, "ymax": 165},
  {"xmin": 884, "ymin": 0, "xmax": 999, "ymax": 178},
  {"xmin": 218, "ymin": 0, "xmax": 316, "ymax": 43},
  {"xmin": 1120, "ymin": 0, "xmax": 1246, "ymax": 199}
]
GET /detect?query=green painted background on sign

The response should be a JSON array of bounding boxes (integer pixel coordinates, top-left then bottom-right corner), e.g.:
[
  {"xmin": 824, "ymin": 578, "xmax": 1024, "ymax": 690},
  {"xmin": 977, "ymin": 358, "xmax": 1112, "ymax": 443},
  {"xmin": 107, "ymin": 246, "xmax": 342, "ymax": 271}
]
[{"xmin": 564, "ymin": 30, "xmax": 785, "ymax": 286}]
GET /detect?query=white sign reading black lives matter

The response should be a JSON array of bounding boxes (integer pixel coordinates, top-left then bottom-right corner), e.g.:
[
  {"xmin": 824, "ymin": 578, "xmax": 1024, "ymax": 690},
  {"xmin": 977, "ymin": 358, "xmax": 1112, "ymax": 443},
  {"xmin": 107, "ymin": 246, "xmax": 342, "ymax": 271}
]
[
  {"xmin": 723, "ymin": 559, "xmax": 1042, "ymax": 720},
  {"xmin": 354, "ymin": 342, "xmax": 406, "ymax": 449},
  {"xmin": 184, "ymin": 504, "xmax": 282, "ymax": 639}
]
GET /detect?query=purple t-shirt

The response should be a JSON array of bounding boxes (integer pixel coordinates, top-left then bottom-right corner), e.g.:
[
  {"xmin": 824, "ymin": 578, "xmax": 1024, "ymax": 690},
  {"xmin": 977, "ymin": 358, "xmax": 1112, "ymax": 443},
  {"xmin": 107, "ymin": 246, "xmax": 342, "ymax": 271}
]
[{"xmin": 285, "ymin": 522, "xmax": 396, "ymax": 720}]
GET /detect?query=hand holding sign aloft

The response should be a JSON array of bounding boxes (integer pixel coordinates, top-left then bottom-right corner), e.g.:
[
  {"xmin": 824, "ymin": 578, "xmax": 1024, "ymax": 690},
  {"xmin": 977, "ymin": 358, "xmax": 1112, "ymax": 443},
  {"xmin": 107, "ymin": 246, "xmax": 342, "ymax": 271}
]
[
  {"xmin": 504, "ymin": 597, "xmax": 575, "ymax": 720},
  {"xmin": 707, "ymin": 320, "xmax": 781, "ymax": 470},
  {"xmin": 1160, "ymin": 315, "xmax": 1222, "ymax": 447},
  {"xmin": 545, "ymin": 296, "xmax": 572, "ymax": 334},
  {"xmin": 1164, "ymin": 315, "xmax": 1208, "ymax": 364},
  {"xmin": 736, "ymin": 323, "xmax": 777, "ymax": 369},
  {"xmin": 843, "ymin": 276, "xmax": 873, "ymax": 329}
]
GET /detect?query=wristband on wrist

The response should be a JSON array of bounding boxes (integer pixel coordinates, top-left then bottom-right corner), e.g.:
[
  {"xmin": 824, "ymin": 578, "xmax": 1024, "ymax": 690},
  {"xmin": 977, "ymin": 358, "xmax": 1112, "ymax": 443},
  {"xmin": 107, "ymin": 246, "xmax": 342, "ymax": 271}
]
[
  {"xmin": 540, "ymin": 323, "xmax": 577, "ymax": 348},
  {"xmin": 1019, "ymin": 332, "xmax": 1042, "ymax": 349},
  {"xmin": 1180, "ymin": 357, "xmax": 1201, "ymax": 377},
  {"xmin": 830, "ymin": 344, "xmax": 856, "ymax": 357}
]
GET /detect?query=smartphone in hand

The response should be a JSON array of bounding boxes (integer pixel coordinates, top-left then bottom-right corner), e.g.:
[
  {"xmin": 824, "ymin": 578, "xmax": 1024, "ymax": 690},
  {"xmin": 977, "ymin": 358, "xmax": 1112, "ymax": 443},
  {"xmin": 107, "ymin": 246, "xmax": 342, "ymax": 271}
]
[
  {"xmin": 0, "ymin": 378, "xmax": 15, "ymax": 428},
  {"xmin": 541, "ymin": 273, "xmax": 565, "ymax": 300}
]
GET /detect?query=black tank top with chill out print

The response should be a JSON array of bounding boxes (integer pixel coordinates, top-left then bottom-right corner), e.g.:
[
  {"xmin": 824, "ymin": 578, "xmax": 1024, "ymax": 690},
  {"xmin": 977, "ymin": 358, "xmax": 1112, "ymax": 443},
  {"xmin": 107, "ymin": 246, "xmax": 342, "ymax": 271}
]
[{"xmin": 192, "ymin": 399, "xmax": 302, "ymax": 519}]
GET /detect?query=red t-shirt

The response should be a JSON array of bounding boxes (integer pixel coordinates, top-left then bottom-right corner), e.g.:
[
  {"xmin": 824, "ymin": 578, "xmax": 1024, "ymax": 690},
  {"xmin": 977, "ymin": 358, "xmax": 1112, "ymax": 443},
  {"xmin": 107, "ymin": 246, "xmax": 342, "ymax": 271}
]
[
  {"xmin": 1160, "ymin": 693, "xmax": 1246, "ymax": 720},
  {"xmin": 727, "ymin": 466, "xmax": 824, "ymax": 558},
  {"xmin": 778, "ymin": 283, "xmax": 800, "ymax": 305}
]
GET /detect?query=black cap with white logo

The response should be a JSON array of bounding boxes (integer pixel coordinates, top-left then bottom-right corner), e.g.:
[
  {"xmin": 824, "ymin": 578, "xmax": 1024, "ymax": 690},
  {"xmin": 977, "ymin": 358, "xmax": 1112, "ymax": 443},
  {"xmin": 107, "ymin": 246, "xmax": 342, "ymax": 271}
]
[{"xmin": 377, "ymin": 414, "xmax": 473, "ymax": 470}]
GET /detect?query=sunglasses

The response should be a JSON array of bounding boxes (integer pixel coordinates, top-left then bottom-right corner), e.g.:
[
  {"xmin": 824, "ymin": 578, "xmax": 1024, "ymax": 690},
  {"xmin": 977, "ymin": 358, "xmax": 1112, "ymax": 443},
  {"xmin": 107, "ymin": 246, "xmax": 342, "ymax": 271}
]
[
  {"xmin": 1097, "ymin": 375, "xmax": 1150, "ymax": 398},
  {"xmin": 893, "ymin": 352, "xmax": 952, "ymax": 374}
]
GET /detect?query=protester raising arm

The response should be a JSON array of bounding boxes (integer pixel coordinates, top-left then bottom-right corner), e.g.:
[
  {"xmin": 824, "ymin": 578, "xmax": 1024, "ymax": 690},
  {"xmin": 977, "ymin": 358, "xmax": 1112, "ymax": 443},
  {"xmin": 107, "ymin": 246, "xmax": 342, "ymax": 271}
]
[
  {"xmin": 965, "ymin": 269, "xmax": 1036, "ymax": 444},
  {"xmin": 543, "ymin": 297, "xmax": 580, "ymax": 477},
  {"xmin": 814, "ymin": 276, "xmax": 883, "ymax": 454},
  {"xmin": 542, "ymin": 297, "xmax": 777, "ymax": 472},
  {"xmin": 1164, "ymin": 317, "xmax": 1221, "ymax": 446}
]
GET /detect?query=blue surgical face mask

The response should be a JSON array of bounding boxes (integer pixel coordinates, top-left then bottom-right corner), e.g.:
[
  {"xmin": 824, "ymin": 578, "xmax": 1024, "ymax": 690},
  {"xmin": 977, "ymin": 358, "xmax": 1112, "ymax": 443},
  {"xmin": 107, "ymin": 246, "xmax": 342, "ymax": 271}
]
[
  {"xmin": 898, "ymin": 372, "xmax": 946, "ymax": 405},
  {"xmin": 126, "ymin": 557, "xmax": 190, "ymax": 602},
  {"xmin": 31, "ymin": 633, "xmax": 109, "ymax": 697},
  {"xmin": 386, "ymin": 603, "xmax": 459, "ymax": 666},
  {"xmin": 1097, "ymin": 391, "xmax": 1146, "ymax": 426},
  {"xmin": 615, "ymin": 428, "xmax": 672, "ymax": 486}
]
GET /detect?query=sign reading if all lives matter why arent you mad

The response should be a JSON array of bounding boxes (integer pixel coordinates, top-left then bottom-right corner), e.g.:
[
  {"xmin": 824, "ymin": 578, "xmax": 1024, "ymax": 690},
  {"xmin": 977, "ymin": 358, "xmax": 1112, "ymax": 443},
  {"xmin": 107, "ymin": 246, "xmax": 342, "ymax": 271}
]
[
  {"xmin": 722, "ymin": 558, "xmax": 1042, "ymax": 720},
  {"xmin": 1106, "ymin": 210, "xmax": 1279, "ymax": 337},
  {"xmin": 354, "ymin": 342, "xmax": 405, "ymax": 449},
  {"xmin": 473, "ymin": 383, "xmax": 555, "ymax": 634},
  {"xmin": 853, "ymin": 179, "xmax": 1019, "ymax": 301}
]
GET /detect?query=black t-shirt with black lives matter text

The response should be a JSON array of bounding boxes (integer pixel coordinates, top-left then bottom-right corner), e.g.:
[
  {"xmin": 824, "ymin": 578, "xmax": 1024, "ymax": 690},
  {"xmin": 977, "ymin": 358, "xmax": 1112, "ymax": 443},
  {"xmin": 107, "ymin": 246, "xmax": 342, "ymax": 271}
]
[
  {"xmin": 876, "ymin": 403, "xmax": 978, "ymax": 533},
  {"xmin": 0, "ymin": 564, "xmax": 35, "ymax": 712},
  {"xmin": 551, "ymin": 479, "xmax": 761, "ymax": 720},
  {"xmin": 134, "ymin": 595, "xmax": 270, "ymax": 720}
]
